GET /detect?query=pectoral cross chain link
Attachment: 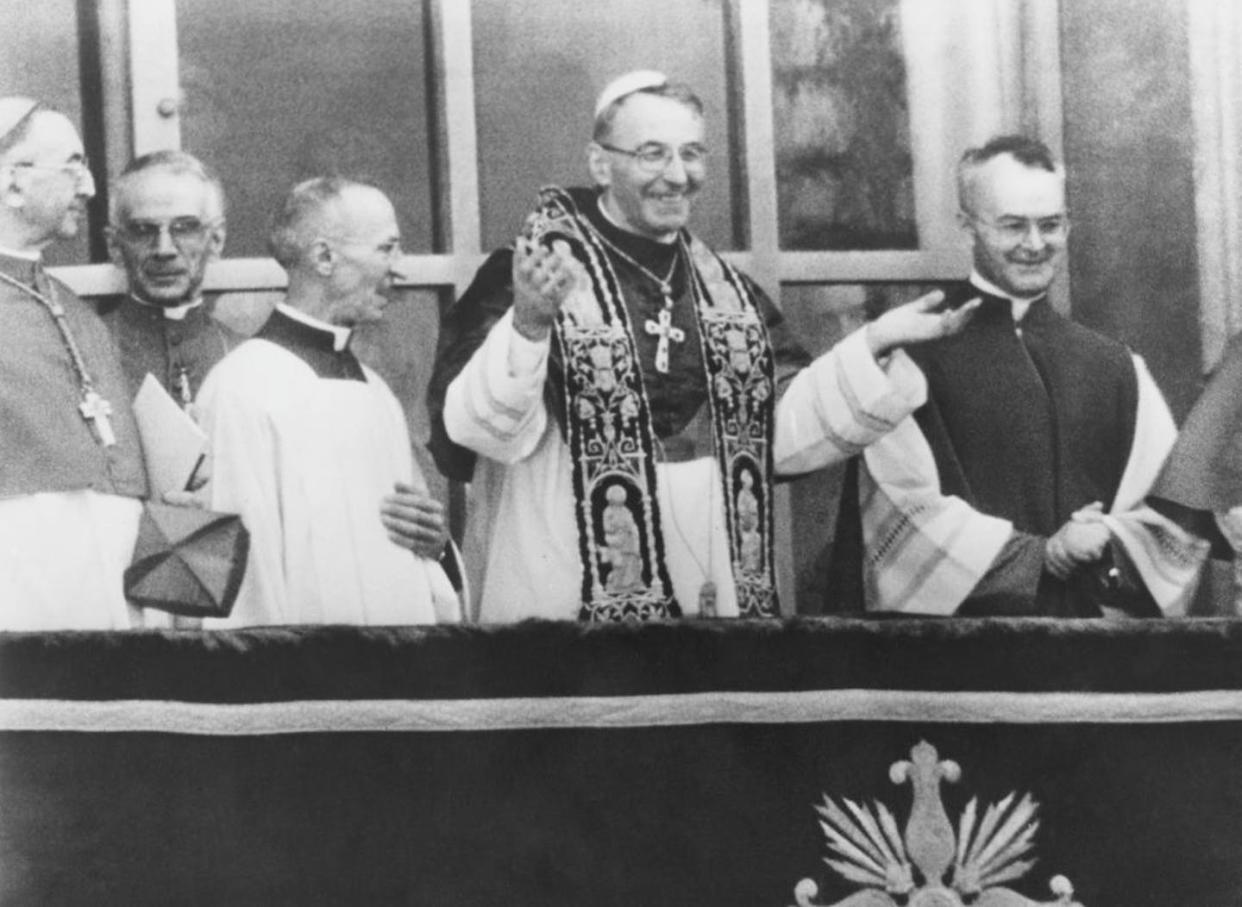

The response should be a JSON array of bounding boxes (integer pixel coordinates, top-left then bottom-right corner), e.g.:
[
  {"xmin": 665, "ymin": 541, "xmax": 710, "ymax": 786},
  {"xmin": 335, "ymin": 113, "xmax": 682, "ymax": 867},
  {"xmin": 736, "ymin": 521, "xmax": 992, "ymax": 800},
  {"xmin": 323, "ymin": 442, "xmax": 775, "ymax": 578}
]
[
  {"xmin": 0, "ymin": 269, "xmax": 117, "ymax": 447},
  {"xmin": 590, "ymin": 225, "xmax": 686, "ymax": 374}
]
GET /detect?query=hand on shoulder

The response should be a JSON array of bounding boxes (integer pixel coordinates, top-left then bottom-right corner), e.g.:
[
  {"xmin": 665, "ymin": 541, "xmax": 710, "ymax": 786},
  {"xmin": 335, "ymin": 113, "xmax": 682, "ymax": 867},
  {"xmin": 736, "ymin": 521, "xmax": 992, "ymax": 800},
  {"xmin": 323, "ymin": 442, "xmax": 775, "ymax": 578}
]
[{"xmin": 865, "ymin": 291, "xmax": 980, "ymax": 358}]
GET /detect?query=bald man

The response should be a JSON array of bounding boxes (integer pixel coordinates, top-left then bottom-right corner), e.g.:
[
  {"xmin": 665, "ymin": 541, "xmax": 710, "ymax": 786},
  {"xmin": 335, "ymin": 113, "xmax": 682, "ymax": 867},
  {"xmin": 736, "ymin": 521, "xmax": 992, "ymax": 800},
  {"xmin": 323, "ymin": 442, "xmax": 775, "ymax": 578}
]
[
  {"xmin": 0, "ymin": 97, "xmax": 148, "ymax": 629},
  {"xmin": 195, "ymin": 177, "xmax": 459, "ymax": 626}
]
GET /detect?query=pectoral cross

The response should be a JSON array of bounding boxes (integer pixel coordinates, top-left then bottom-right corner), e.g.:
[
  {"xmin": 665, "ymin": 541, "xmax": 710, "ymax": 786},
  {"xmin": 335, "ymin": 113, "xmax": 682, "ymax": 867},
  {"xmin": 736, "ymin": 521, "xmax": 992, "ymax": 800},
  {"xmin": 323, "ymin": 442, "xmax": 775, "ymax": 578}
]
[
  {"xmin": 79, "ymin": 389, "xmax": 116, "ymax": 447},
  {"xmin": 644, "ymin": 303, "xmax": 685, "ymax": 374}
]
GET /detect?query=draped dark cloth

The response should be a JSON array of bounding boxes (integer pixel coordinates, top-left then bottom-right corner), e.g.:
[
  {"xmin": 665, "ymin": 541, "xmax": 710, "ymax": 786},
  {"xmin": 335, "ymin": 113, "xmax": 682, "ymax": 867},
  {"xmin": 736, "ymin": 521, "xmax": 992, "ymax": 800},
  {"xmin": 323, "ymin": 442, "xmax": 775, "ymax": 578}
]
[
  {"xmin": 251, "ymin": 307, "xmax": 367, "ymax": 381},
  {"xmin": 5, "ymin": 620, "xmax": 1242, "ymax": 905},
  {"xmin": 1148, "ymin": 332, "xmax": 1242, "ymax": 557},
  {"xmin": 830, "ymin": 283, "xmax": 1144, "ymax": 616},
  {"xmin": 96, "ymin": 294, "xmax": 244, "ymax": 403}
]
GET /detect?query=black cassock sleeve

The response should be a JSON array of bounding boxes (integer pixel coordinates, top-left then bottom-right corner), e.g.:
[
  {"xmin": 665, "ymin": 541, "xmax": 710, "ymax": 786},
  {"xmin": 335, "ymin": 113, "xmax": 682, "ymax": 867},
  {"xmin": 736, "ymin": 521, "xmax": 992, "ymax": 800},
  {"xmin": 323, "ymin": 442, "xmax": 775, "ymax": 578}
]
[{"xmin": 426, "ymin": 248, "xmax": 516, "ymax": 483}]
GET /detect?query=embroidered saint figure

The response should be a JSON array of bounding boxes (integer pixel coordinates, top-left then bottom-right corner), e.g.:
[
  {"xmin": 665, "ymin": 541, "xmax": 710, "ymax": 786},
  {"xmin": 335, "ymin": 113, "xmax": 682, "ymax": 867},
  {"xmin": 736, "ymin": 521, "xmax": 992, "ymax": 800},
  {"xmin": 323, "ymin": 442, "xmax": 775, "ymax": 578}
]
[
  {"xmin": 736, "ymin": 469, "xmax": 762, "ymax": 572},
  {"xmin": 600, "ymin": 483, "xmax": 645, "ymax": 593}
]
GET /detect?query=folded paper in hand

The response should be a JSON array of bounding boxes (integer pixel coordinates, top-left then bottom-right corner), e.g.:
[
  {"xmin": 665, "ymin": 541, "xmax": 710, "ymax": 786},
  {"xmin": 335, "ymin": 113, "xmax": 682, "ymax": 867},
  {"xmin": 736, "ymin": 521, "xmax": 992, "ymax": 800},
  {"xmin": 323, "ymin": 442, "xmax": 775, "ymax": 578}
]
[{"xmin": 132, "ymin": 373, "xmax": 208, "ymax": 497}]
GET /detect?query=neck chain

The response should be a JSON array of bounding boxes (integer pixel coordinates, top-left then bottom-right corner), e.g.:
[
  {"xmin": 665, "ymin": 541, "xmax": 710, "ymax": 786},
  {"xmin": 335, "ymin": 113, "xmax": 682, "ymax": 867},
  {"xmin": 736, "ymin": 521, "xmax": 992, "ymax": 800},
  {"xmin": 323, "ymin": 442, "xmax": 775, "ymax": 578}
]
[
  {"xmin": 588, "ymin": 221, "xmax": 679, "ymax": 294},
  {"xmin": 586, "ymin": 218, "xmax": 687, "ymax": 373},
  {"xmin": 0, "ymin": 268, "xmax": 117, "ymax": 446}
]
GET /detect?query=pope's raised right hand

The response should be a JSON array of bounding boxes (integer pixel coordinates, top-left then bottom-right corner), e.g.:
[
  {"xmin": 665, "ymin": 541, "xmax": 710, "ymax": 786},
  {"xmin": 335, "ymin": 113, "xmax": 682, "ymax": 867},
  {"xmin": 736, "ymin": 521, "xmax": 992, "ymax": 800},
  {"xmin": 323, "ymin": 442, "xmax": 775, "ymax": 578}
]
[{"xmin": 512, "ymin": 237, "xmax": 576, "ymax": 341}]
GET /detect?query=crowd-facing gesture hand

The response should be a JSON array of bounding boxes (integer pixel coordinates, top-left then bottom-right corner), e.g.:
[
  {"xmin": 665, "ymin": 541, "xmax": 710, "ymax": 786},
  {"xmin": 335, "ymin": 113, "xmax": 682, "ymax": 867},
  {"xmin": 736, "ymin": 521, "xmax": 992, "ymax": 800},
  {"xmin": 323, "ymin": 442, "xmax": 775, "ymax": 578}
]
[
  {"xmin": 866, "ymin": 291, "xmax": 981, "ymax": 357},
  {"xmin": 512, "ymin": 237, "xmax": 577, "ymax": 341}
]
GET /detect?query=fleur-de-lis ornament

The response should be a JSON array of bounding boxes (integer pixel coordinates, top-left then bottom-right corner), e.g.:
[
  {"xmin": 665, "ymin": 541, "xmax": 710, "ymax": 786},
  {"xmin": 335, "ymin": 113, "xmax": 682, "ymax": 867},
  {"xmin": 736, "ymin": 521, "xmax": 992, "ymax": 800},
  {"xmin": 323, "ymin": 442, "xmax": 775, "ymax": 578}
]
[{"xmin": 790, "ymin": 741, "xmax": 1084, "ymax": 907}]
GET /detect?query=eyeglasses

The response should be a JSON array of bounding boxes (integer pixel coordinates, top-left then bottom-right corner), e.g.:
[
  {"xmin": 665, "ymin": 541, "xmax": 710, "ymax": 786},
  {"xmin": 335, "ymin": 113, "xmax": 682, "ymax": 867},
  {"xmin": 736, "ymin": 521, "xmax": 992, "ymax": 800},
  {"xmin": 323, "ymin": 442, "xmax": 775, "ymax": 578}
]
[
  {"xmin": 8, "ymin": 156, "xmax": 92, "ymax": 181},
  {"xmin": 598, "ymin": 142, "xmax": 708, "ymax": 174},
  {"xmin": 113, "ymin": 217, "xmax": 220, "ymax": 248},
  {"xmin": 967, "ymin": 213, "xmax": 1069, "ymax": 245}
]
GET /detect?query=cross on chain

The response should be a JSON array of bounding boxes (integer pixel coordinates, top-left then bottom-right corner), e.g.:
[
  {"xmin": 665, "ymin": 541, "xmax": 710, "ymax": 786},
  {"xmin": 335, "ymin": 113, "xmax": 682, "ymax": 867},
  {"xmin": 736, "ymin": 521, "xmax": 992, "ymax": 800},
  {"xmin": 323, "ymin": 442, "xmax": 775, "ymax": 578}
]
[
  {"xmin": 79, "ymin": 389, "xmax": 116, "ymax": 447},
  {"xmin": 0, "ymin": 268, "xmax": 120, "ymax": 451},
  {"xmin": 644, "ymin": 298, "xmax": 685, "ymax": 374}
]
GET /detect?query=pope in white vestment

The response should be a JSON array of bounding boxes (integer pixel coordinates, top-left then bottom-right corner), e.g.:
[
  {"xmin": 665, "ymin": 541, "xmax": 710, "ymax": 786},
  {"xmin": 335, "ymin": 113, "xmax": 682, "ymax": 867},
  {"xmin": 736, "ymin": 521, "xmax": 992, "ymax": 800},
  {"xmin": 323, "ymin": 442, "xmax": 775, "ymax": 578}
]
[
  {"xmin": 429, "ymin": 73, "xmax": 973, "ymax": 624},
  {"xmin": 442, "ymin": 302, "xmax": 929, "ymax": 622}
]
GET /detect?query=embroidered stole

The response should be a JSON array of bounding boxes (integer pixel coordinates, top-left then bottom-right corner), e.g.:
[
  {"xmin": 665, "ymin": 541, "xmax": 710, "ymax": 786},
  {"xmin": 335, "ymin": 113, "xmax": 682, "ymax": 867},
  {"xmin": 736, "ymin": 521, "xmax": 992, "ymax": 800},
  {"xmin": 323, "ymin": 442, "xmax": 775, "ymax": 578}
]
[{"xmin": 524, "ymin": 188, "xmax": 778, "ymax": 621}]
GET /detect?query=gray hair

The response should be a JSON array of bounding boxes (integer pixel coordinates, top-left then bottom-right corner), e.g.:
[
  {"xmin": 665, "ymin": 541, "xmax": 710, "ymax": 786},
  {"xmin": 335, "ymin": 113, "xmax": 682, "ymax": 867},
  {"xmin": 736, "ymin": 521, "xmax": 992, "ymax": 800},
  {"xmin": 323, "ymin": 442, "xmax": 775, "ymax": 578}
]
[
  {"xmin": 110, "ymin": 150, "xmax": 226, "ymax": 222},
  {"xmin": 957, "ymin": 135, "xmax": 1062, "ymax": 213},
  {"xmin": 267, "ymin": 176, "xmax": 375, "ymax": 269}
]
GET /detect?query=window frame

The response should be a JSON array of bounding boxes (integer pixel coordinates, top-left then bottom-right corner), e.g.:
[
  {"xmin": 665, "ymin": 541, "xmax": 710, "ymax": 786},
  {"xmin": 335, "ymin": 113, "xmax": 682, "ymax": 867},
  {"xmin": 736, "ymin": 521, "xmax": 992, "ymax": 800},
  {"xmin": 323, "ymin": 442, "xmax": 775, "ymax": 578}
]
[{"xmin": 57, "ymin": 0, "xmax": 1065, "ymax": 609}]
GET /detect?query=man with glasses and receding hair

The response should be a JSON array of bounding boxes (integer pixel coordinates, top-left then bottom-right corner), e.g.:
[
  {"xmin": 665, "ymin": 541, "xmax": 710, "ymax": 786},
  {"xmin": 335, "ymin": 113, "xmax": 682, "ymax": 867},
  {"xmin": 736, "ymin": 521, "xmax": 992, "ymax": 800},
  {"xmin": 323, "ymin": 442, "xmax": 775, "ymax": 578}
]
[
  {"xmin": 429, "ymin": 71, "xmax": 975, "ymax": 623},
  {"xmin": 195, "ymin": 177, "xmax": 460, "ymax": 627},
  {"xmin": 100, "ymin": 150, "xmax": 243, "ymax": 406},
  {"xmin": 0, "ymin": 97, "xmax": 148, "ymax": 629},
  {"xmin": 829, "ymin": 135, "xmax": 1208, "ymax": 618}
]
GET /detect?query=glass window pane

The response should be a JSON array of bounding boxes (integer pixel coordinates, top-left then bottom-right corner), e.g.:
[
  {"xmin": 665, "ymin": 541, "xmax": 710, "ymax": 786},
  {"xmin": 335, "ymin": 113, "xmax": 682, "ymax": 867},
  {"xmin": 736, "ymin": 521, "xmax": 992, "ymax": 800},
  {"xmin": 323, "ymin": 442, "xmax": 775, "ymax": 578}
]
[
  {"xmin": 780, "ymin": 283, "xmax": 932, "ymax": 613},
  {"xmin": 177, "ymin": 0, "xmax": 434, "ymax": 257},
  {"xmin": 769, "ymin": 0, "xmax": 917, "ymax": 251},
  {"xmin": 471, "ymin": 0, "xmax": 738, "ymax": 252},
  {"xmin": 0, "ymin": 0, "xmax": 89, "ymax": 266}
]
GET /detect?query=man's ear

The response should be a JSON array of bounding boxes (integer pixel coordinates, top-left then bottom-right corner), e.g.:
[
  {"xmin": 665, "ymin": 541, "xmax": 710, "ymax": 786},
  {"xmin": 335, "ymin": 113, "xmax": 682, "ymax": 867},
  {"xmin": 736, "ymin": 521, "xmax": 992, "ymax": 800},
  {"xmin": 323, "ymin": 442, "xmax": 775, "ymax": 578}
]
[
  {"xmin": 206, "ymin": 221, "xmax": 226, "ymax": 261},
  {"xmin": 311, "ymin": 238, "xmax": 334, "ymax": 276},
  {"xmin": 0, "ymin": 167, "xmax": 24, "ymax": 211},
  {"xmin": 104, "ymin": 225, "xmax": 124, "ymax": 266},
  {"xmin": 955, "ymin": 210, "xmax": 978, "ymax": 245},
  {"xmin": 587, "ymin": 142, "xmax": 611, "ymax": 189}
]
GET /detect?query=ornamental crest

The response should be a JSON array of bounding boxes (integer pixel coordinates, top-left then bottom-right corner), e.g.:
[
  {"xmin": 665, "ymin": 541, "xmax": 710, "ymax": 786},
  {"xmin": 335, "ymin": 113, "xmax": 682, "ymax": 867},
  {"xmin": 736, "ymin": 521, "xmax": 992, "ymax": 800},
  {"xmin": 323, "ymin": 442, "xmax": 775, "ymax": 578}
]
[{"xmin": 791, "ymin": 741, "xmax": 1084, "ymax": 907}]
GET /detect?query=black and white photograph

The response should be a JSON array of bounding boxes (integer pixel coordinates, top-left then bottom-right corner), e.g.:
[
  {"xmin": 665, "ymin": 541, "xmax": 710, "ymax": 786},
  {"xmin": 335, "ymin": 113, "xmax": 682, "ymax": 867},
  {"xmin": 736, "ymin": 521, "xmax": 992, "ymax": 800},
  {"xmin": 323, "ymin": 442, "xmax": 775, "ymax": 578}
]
[{"xmin": 2, "ymin": 1, "xmax": 1242, "ymax": 904}]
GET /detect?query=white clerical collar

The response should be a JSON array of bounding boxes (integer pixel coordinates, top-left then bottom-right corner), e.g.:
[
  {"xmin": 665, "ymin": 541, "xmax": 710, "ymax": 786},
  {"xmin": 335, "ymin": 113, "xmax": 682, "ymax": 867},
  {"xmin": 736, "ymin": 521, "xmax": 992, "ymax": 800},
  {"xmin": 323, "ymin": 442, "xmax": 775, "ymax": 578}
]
[
  {"xmin": 276, "ymin": 301, "xmax": 352, "ymax": 351},
  {"xmin": 0, "ymin": 244, "xmax": 40, "ymax": 262},
  {"xmin": 597, "ymin": 195, "xmax": 679, "ymax": 245},
  {"xmin": 968, "ymin": 271, "xmax": 1043, "ymax": 323},
  {"xmin": 131, "ymin": 294, "xmax": 202, "ymax": 321}
]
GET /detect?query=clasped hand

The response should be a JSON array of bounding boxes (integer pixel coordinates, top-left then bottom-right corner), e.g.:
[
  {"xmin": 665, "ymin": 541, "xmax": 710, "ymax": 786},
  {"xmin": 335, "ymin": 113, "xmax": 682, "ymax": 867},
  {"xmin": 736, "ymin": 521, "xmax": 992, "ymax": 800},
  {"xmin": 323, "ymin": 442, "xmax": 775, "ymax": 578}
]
[
  {"xmin": 380, "ymin": 483, "xmax": 448, "ymax": 560},
  {"xmin": 1044, "ymin": 501, "xmax": 1110, "ymax": 580}
]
